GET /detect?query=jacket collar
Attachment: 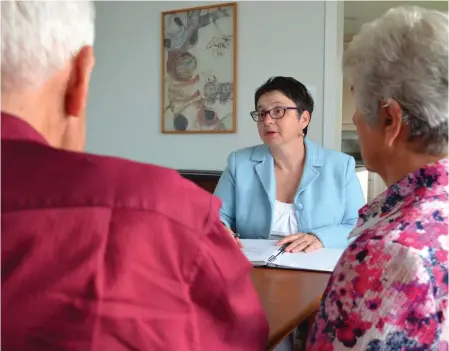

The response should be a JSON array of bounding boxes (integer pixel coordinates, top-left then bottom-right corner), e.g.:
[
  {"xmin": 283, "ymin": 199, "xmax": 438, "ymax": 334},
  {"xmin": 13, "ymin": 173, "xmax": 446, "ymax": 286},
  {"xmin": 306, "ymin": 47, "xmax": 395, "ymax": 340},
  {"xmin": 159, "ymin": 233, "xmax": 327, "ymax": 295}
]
[
  {"xmin": 250, "ymin": 138, "xmax": 324, "ymax": 204},
  {"xmin": 250, "ymin": 137, "xmax": 324, "ymax": 167},
  {"xmin": 1, "ymin": 112, "xmax": 49, "ymax": 145}
]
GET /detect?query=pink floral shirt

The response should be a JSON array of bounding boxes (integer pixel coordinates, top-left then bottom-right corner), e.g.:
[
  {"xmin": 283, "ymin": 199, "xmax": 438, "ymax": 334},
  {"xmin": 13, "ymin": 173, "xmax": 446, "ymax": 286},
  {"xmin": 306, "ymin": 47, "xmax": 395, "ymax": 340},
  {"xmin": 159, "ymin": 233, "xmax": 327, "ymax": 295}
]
[{"xmin": 307, "ymin": 159, "xmax": 448, "ymax": 350}]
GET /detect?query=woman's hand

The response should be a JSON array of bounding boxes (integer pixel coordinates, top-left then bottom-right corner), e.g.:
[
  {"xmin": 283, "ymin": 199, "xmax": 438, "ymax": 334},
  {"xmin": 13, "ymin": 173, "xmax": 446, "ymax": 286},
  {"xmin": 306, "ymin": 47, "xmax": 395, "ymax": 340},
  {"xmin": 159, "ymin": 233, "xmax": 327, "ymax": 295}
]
[
  {"xmin": 222, "ymin": 224, "xmax": 243, "ymax": 248},
  {"xmin": 276, "ymin": 233, "xmax": 323, "ymax": 253}
]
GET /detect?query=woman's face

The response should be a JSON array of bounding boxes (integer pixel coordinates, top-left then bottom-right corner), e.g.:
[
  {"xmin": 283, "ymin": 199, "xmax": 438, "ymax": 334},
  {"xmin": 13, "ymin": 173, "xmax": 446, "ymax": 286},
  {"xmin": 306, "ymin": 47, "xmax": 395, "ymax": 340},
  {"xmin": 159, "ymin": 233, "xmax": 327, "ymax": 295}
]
[
  {"xmin": 352, "ymin": 88, "xmax": 394, "ymax": 174},
  {"xmin": 256, "ymin": 91, "xmax": 309, "ymax": 146}
]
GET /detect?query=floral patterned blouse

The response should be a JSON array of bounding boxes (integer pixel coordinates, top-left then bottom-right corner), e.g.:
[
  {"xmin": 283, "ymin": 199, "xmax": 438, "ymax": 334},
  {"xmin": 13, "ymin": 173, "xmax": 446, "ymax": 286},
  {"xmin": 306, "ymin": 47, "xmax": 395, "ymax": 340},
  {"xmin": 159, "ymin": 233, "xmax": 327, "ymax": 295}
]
[{"xmin": 307, "ymin": 158, "xmax": 448, "ymax": 350}]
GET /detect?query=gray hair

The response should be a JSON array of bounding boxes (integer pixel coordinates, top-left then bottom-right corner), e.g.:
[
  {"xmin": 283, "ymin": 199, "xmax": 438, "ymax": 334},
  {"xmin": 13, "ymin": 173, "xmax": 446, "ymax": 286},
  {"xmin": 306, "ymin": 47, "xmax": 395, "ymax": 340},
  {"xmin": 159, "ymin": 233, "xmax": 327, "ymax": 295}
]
[
  {"xmin": 1, "ymin": 1, "xmax": 95, "ymax": 93},
  {"xmin": 343, "ymin": 6, "xmax": 448, "ymax": 155}
]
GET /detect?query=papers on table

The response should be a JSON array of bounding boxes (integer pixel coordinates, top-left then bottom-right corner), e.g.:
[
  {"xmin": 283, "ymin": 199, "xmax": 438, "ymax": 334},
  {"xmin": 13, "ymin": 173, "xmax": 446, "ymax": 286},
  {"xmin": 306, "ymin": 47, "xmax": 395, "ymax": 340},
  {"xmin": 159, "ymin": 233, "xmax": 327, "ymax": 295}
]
[
  {"xmin": 240, "ymin": 239, "xmax": 279, "ymax": 266},
  {"xmin": 240, "ymin": 239, "xmax": 344, "ymax": 272},
  {"xmin": 273, "ymin": 249, "xmax": 344, "ymax": 272}
]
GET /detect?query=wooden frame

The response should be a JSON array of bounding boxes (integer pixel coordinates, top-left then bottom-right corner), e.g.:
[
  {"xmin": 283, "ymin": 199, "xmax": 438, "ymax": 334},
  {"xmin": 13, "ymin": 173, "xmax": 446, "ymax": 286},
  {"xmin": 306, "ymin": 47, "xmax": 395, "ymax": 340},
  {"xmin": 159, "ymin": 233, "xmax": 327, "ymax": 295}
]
[{"xmin": 161, "ymin": 2, "xmax": 238, "ymax": 134}]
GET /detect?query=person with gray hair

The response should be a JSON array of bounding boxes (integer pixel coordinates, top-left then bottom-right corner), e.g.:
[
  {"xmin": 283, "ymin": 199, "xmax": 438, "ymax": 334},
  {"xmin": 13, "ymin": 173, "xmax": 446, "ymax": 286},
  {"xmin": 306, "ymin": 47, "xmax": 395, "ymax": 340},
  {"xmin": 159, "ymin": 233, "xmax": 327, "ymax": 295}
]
[
  {"xmin": 308, "ymin": 6, "xmax": 448, "ymax": 350},
  {"xmin": 1, "ymin": 2, "xmax": 269, "ymax": 350}
]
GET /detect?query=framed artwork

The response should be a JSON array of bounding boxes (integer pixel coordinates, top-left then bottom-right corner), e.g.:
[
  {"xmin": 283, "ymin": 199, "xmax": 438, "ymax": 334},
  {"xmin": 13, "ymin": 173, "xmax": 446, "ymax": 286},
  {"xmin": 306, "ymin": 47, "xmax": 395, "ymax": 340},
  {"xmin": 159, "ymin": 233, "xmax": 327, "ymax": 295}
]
[{"xmin": 161, "ymin": 2, "xmax": 237, "ymax": 134}]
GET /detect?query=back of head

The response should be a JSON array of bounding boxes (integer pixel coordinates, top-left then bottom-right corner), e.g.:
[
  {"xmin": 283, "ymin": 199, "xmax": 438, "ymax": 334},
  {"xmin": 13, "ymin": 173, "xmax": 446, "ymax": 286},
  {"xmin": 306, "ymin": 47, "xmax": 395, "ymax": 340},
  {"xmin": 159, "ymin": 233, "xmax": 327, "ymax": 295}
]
[
  {"xmin": 1, "ymin": 1, "xmax": 95, "ymax": 152},
  {"xmin": 343, "ymin": 6, "xmax": 448, "ymax": 155},
  {"xmin": 1, "ymin": 1, "xmax": 95, "ymax": 93}
]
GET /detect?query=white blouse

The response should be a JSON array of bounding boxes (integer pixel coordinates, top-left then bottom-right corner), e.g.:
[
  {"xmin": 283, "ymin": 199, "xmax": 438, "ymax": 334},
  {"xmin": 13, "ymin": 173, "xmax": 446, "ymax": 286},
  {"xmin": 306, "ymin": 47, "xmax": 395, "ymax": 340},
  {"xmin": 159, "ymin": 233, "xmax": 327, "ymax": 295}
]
[{"xmin": 270, "ymin": 200, "xmax": 298, "ymax": 239}]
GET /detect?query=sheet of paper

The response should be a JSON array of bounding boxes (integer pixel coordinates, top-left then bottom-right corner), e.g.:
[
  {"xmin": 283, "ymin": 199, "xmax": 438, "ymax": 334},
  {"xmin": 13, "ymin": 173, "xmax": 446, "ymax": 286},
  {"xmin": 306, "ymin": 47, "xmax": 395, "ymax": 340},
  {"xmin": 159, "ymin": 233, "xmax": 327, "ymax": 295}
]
[
  {"xmin": 273, "ymin": 248, "xmax": 344, "ymax": 272},
  {"xmin": 240, "ymin": 239, "xmax": 279, "ymax": 265}
]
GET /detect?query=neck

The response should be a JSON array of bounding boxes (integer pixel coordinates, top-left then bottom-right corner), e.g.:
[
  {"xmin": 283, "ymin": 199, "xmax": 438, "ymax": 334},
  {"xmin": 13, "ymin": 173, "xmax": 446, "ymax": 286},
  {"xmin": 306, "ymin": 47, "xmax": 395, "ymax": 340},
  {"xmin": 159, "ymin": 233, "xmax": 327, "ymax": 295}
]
[
  {"xmin": 270, "ymin": 138, "xmax": 305, "ymax": 172},
  {"xmin": 2, "ymin": 91, "xmax": 65, "ymax": 148},
  {"xmin": 380, "ymin": 152, "xmax": 448, "ymax": 187}
]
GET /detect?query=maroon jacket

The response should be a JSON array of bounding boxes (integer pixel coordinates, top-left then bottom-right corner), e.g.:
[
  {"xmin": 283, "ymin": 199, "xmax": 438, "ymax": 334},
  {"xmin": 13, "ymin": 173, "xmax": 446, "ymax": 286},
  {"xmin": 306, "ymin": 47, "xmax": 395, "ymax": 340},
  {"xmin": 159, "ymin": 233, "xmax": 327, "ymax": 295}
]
[{"xmin": 1, "ymin": 113, "xmax": 269, "ymax": 351}]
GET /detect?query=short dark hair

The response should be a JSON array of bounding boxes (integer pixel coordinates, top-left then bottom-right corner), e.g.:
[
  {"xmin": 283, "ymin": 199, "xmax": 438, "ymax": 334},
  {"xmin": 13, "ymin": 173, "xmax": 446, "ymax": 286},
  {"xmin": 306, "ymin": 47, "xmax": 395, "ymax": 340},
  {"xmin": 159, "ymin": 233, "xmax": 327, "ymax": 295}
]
[{"xmin": 254, "ymin": 77, "xmax": 314, "ymax": 136}]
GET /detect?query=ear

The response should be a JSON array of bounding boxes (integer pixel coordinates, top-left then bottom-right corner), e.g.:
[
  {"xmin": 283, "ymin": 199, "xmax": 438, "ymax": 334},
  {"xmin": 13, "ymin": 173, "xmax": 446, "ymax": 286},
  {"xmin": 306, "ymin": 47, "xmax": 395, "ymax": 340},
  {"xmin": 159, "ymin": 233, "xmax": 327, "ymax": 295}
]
[
  {"xmin": 299, "ymin": 110, "xmax": 310, "ymax": 129},
  {"xmin": 380, "ymin": 99, "xmax": 403, "ymax": 148},
  {"xmin": 65, "ymin": 46, "xmax": 95, "ymax": 118}
]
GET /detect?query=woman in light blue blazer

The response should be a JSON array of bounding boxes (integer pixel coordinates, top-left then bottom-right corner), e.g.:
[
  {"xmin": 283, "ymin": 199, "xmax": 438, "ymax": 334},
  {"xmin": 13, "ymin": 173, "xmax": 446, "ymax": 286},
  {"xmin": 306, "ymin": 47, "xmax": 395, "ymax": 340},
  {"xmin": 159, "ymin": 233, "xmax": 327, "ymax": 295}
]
[{"xmin": 214, "ymin": 77, "xmax": 365, "ymax": 252}]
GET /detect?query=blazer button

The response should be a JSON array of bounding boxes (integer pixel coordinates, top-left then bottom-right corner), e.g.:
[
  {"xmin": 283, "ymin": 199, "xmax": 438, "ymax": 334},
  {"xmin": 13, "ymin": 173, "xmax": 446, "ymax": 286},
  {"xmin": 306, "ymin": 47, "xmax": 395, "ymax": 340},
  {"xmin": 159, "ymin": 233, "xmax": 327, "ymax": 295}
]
[{"xmin": 297, "ymin": 203, "xmax": 303, "ymax": 210}]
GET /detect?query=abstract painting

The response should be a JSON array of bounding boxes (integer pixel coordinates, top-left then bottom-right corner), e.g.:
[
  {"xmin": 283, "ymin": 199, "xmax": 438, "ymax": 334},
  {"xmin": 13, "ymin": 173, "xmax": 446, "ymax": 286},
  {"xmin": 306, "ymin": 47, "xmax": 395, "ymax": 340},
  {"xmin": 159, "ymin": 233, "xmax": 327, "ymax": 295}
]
[{"xmin": 161, "ymin": 3, "xmax": 237, "ymax": 134}]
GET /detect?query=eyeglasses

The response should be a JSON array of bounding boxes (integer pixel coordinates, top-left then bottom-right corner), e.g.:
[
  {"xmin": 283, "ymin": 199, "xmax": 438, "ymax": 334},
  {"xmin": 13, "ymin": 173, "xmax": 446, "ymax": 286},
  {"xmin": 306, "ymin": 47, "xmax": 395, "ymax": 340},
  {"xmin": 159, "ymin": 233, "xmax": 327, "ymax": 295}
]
[{"xmin": 250, "ymin": 107, "xmax": 298, "ymax": 122}]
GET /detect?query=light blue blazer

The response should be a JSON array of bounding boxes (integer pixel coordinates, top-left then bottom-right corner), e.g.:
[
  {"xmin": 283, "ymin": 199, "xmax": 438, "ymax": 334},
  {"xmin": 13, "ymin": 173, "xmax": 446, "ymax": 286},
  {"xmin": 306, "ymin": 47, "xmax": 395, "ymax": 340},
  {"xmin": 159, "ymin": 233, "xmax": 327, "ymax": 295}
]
[{"xmin": 214, "ymin": 138, "xmax": 366, "ymax": 249}]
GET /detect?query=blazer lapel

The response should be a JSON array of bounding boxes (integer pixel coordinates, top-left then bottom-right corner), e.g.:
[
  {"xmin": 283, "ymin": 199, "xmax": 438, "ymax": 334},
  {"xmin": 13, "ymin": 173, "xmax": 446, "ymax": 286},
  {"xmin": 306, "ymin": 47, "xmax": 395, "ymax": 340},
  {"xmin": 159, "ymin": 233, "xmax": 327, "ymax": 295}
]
[
  {"xmin": 297, "ymin": 165, "xmax": 319, "ymax": 196},
  {"xmin": 252, "ymin": 146, "xmax": 275, "ymax": 205},
  {"xmin": 251, "ymin": 140, "xmax": 323, "ymax": 202},
  {"xmin": 296, "ymin": 138, "xmax": 324, "ymax": 197}
]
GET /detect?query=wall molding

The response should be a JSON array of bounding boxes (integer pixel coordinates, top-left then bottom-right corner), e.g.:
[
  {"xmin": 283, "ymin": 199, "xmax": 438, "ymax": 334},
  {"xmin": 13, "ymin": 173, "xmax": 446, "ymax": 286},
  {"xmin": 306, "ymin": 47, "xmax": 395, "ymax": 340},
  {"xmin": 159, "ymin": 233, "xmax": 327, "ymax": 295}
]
[{"xmin": 322, "ymin": 1, "xmax": 344, "ymax": 151}]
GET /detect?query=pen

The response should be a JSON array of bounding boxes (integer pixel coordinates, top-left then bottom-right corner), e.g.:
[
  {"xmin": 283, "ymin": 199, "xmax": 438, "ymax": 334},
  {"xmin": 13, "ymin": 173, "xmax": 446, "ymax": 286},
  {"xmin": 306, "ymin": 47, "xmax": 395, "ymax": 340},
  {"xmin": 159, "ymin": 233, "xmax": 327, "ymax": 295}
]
[{"xmin": 267, "ymin": 243, "xmax": 288, "ymax": 263}]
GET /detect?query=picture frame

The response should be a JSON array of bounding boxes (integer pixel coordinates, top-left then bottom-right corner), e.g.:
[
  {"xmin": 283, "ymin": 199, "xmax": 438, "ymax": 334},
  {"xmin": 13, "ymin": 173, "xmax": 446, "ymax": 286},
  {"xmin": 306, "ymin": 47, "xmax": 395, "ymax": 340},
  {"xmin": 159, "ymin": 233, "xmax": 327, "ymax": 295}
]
[{"xmin": 161, "ymin": 2, "xmax": 237, "ymax": 134}]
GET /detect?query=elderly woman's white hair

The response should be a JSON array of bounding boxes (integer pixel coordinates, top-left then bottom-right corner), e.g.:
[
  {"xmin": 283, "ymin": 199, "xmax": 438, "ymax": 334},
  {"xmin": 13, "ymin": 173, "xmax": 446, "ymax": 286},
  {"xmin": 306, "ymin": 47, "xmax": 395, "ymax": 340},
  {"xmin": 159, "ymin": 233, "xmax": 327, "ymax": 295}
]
[
  {"xmin": 343, "ymin": 6, "xmax": 448, "ymax": 155},
  {"xmin": 1, "ymin": 1, "xmax": 95, "ymax": 92}
]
